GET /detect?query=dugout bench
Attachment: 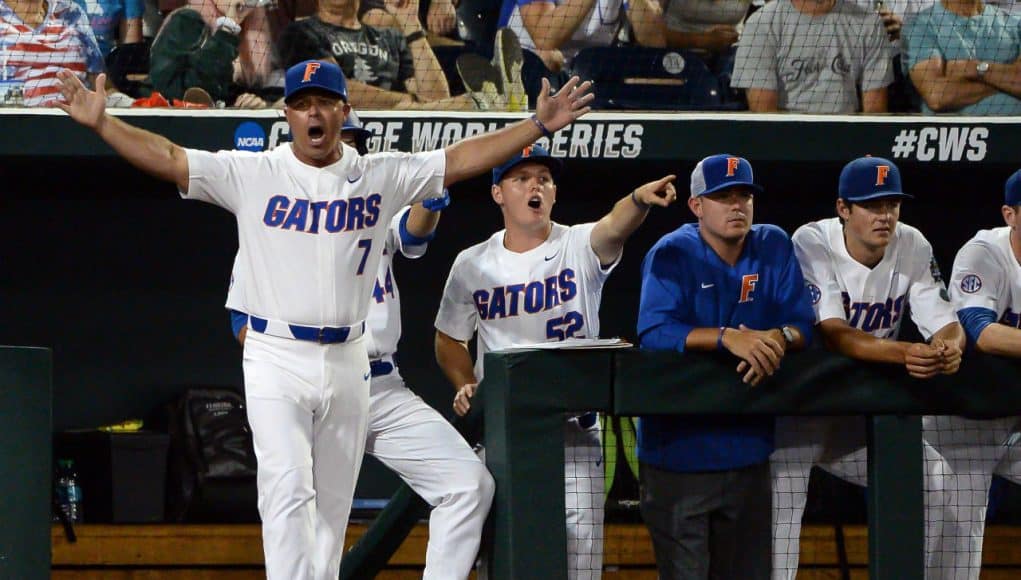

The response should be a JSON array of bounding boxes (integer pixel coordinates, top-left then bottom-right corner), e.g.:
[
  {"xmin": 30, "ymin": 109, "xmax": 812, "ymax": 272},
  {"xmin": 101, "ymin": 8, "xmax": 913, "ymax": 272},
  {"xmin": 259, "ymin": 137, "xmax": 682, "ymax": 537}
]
[{"xmin": 480, "ymin": 348, "xmax": 1021, "ymax": 580}]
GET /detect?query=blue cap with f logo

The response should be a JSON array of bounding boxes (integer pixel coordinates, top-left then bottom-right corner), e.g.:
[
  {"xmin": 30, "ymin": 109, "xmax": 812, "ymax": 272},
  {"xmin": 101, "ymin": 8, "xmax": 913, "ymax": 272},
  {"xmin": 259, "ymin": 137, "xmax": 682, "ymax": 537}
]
[
  {"xmin": 492, "ymin": 144, "xmax": 563, "ymax": 184},
  {"xmin": 690, "ymin": 154, "xmax": 763, "ymax": 198},
  {"xmin": 838, "ymin": 156, "xmax": 914, "ymax": 202},
  {"xmin": 285, "ymin": 60, "xmax": 349, "ymax": 103}
]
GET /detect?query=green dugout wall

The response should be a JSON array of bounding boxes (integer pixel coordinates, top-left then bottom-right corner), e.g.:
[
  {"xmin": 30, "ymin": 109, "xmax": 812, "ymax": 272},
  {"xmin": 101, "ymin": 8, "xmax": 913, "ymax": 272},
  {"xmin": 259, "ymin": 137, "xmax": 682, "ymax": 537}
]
[
  {"xmin": 0, "ymin": 347, "xmax": 52, "ymax": 580},
  {"xmin": 481, "ymin": 348, "xmax": 1021, "ymax": 579}
]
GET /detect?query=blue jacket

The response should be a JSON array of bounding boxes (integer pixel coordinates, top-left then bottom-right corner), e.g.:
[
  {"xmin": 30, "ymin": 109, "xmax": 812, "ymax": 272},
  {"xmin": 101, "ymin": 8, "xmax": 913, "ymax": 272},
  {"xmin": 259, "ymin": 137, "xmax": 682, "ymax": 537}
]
[{"xmin": 636, "ymin": 223, "xmax": 815, "ymax": 472}]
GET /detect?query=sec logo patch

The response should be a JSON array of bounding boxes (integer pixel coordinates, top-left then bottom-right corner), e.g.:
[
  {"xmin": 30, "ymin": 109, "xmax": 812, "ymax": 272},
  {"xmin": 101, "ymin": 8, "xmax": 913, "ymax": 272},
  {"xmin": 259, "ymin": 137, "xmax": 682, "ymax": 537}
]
[
  {"xmin": 960, "ymin": 274, "xmax": 982, "ymax": 294},
  {"xmin": 807, "ymin": 283, "xmax": 822, "ymax": 305}
]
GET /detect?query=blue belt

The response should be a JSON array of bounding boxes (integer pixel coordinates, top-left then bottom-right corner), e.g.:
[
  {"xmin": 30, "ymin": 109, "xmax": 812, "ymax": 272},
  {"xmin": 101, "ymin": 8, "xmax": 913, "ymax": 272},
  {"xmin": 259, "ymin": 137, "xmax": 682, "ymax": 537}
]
[
  {"xmin": 578, "ymin": 413, "xmax": 597, "ymax": 429},
  {"xmin": 247, "ymin": 314, "xmax": 365, "ymax": 344},
  {"xmin": 370, "ymin": 359, "xmax": 394, "ymax": 377}
]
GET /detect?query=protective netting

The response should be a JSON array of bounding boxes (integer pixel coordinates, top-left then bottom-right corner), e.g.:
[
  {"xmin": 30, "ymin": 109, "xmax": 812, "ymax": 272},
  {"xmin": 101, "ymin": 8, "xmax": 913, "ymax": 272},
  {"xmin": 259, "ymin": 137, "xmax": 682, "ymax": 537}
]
[{"xmin": 3, "ymin": 0, "xmax": 1018, "ymax": 112}]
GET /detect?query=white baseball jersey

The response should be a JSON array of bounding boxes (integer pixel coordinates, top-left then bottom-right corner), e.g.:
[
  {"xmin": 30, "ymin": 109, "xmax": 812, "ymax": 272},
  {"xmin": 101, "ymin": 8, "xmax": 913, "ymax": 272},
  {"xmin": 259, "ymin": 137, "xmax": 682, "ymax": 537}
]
[
  {"xmin": 950, "ymin": 226, "xmax": 1021, "ymax": 327},
  {"xmin": 792, "ymin": 217, "xmax": 957, "ymax": 339},
  {"xmin": 365, "ymin": 207, "xmax": 426, "ymax": 358},
  {"xmin": 435, "ymin": 222, "xmax": 619, "ymax": 380},
  {"xmin": 184, "ymin": 142, "xmax": 444, "ymax": 327},
  {"xmin": 227, "ymin": 205, "xmax": 425, "ymax": 357}
]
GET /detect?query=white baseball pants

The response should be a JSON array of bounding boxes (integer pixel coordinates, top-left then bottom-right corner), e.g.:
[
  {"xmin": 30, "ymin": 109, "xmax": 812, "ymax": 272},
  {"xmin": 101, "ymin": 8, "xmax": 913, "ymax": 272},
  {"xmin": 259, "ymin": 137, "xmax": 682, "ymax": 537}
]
[
  {"xmin": 770, "ymin": 416, "xmax": 952, "ymax": 580},
  {"xmin": 366, "ymin": 371, "xmax": 495, "ymax": 580},
  {"xmin": 923, "ymin": 415, "xmax": 1021, "ymax": 580},
  {"xmin": 565, "ymin": 416, "xmax": 605, "ymax": 580},
  {"xmin": 243, "ymin": 331, "xmax": 371, "ymax": 580}
]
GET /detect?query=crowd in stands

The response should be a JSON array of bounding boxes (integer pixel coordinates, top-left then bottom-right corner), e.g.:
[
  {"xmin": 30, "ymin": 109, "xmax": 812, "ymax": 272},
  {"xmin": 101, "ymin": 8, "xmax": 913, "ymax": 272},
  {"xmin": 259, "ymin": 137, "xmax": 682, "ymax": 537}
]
[{"xmin": 0, "ymin": 0, "xmax": 1019, "ymax": 112}]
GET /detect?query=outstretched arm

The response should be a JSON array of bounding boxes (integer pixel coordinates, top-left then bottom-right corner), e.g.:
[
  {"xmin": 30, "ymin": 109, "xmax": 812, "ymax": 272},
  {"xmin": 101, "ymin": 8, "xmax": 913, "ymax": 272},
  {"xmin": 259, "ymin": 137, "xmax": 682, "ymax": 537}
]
[
  {"xmin": 443, "ymin": 76, "xmax": 593, "ymax": 187},
  {"xmin": 590, "ymin": 175, "xmax": 677, "ymax": 266},
  {"xmin": 57, "ymin": 71, "xmax": 190, "ymax": 191}
]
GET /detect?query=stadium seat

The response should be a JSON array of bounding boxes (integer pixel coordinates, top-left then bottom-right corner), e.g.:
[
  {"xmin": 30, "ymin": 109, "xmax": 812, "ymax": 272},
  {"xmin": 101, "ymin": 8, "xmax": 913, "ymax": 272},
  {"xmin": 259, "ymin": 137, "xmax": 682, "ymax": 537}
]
[
  {"xmin": 456, "ymin": 0, "xmax": 501, "ymax": 59},
  {"xmin": 569, "ymin": 46, "xmax": 728, "ymax": 111}
]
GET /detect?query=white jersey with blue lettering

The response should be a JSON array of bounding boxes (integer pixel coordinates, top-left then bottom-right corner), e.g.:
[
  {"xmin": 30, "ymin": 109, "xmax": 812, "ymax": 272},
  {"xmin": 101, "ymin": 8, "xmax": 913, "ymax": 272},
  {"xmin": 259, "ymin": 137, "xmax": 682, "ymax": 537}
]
[
  {"xmin": 950, "ymin": 226, "xmax": 1021, "ymax": 327},
  {"xmin": 364, "ymin": 207, "xmax": 425, "ymax": 358},
  {"xmin": 792, "ymin": 217, "xmax": 957, "ymax": 339},
  {"xmin": 775, "ymin": 217, "xmax": 959, "ymax": 580},
  {"xmin": 435, "ymin": 222, "xmax": 618, "ymax": 380},
  {"xmin": 226, "ymin": 205, "xmax": 423, "ymax": 358},
  {"xmin": 184, "ymin": 142, "xmax": 444, "ymax": 328},
  {"xmin": 436, "ymin": 220, "xmax": 616, "ymax": 578}
]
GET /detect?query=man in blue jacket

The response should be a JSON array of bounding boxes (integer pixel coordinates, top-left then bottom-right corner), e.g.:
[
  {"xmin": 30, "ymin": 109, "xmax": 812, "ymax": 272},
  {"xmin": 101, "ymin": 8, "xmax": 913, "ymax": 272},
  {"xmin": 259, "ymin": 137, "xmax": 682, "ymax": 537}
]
[{"xmin": 636, "ymin": 153, "xmax": 815, "ymax": 579}]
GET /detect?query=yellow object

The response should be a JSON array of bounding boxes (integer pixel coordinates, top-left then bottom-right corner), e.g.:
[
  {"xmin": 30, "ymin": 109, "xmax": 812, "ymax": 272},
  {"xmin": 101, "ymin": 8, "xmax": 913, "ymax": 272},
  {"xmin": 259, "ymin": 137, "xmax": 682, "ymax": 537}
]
[{"xmin": 98, "ymin": 418, "xmax": 144, "ymax": 432}]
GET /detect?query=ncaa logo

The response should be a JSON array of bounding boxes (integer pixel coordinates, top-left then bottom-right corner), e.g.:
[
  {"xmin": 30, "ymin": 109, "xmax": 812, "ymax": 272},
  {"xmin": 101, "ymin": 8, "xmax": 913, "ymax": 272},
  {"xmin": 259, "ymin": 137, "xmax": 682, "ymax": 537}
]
[
  {"xmin": 807, "ymin": 283, "xmax": 822, "ymax": 305},
  {"xmin": 960, "ymin": 274, "xmax": 982, "ymax": 294},
  {"xmin": 234, "ymin": 121, "xmax": 267, "ymax": 152}
]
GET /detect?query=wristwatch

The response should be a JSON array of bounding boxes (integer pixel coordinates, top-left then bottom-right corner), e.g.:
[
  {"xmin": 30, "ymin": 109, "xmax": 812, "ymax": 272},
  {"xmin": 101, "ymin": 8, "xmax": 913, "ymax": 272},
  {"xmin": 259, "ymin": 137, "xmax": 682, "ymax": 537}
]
[
  {"xmin": 780, "ymin": 326, "xmax": 795, "ymax": 346},
  {"xmin": 977, "ymin": 61, "xmax": 990, "ymax": 78}
]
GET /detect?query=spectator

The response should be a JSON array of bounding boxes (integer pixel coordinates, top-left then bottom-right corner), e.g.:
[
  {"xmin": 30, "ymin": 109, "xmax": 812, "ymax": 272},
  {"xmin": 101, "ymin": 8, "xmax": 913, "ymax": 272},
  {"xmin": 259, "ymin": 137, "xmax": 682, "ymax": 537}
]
[
  {"xmin": 501, "ymin": 0, "xmax": 666, "ymax": 72},
  {"xmin": 74, "ymin": 0, "xmax": 143, "ymax": 58},
  {"xmin": 732, "ymin": 0, "xmax": 893, "ymax": 113},
  {"xmin": 361, "ymin": 0, "xmax": 457, "ymax": 38},
  {"xmin": 185, "ymin": 0, "xmax": 275, "ymax": 88},
  {"xmin": 0, "ymin": 0, "xmax": 103, "ymax": 106},
  {"xmin": 846, "ymin": 0, "xmax": 933, "ymax": 44},
  {"xmin": 636, "ymin": 154, "xmax": 814, "ymax": 580},
  {"xmin": 902, "ymin": 0, "xmax": 1021, "ymax": 114},
  {"xmin": 149, "ymin": 5, "xmax": 274, "ymax": 107},
  {"xmin": 661, "ymin": 0, "xmax": 749, "ymax": 54},
  {"xmin": 278, "ymin": 0, "xmax": 519, "ymax": 109}
]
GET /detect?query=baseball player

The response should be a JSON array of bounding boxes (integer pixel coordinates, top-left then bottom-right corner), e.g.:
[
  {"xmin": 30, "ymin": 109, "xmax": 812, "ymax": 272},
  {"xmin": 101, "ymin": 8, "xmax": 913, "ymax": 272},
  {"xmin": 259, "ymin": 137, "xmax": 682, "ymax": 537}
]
[
  {"xmin": 56, "ymin": 61, "xmax": 593, "ymax": 579},
  {"xmin": 228, "ymin": 116, "xmax": 494, "ymax": 579},
  {"xmin": 434, "ymin": 144, "xmax": 678, "ymax": 579},
  {"xmin": 636, "ymin": 154, "xmax": 816, "ymax": 580},
  {"xmin": 773, "ymin": 156, "xmax": 965, "ymax": 579},
  {"xmin": 938, "ymin": 169, "xmax": 1021, "ymax": 579}
]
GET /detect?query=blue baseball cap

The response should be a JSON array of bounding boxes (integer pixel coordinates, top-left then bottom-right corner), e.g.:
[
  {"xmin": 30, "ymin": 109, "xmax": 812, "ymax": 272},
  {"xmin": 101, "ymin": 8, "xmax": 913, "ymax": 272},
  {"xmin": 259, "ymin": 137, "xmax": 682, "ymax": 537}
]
[
  {"xmin": 342, "ymin": 110, "xmax": 371, "ymax": 155},
  {"xmin": 492, "ymin": 144, "xmax": 562, "ymax": 185},
  {"xmin": 285, "ymin": 60, "xmax": 348, "ymax": 103},
  {"xmin": 1006, "ymin": 169, "xmax": 1021, "ymax": 207},
  {"xmin": 838, "ymin": 156, "xmax": 913, "ymax": 202},
  {"xmin": 690, "ymin": 154, "xmax": 763, "ymax": 198}
]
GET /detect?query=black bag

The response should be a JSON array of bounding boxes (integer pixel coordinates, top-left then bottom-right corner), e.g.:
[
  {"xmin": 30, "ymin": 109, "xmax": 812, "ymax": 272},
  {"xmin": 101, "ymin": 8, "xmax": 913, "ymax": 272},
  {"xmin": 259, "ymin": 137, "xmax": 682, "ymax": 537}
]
[{"xmin": 166, "ymin": 387, "xmax": 259, "ymax": 522}]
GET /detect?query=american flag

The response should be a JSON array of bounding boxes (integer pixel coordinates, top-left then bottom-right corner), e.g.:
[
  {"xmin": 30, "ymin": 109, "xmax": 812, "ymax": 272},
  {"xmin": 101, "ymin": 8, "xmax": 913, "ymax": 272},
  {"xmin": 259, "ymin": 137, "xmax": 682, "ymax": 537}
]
[{"xmin": 0, "ymin": 0, "xmax": 103, "ymax": 106}]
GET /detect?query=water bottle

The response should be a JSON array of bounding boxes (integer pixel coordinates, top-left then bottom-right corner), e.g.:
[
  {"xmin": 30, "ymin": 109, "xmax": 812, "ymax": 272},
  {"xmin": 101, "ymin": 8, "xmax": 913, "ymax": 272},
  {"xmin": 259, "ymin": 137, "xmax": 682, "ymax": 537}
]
[{"xmin": 55, "ymin": 459, "xmax": 83, "ymax": 523}]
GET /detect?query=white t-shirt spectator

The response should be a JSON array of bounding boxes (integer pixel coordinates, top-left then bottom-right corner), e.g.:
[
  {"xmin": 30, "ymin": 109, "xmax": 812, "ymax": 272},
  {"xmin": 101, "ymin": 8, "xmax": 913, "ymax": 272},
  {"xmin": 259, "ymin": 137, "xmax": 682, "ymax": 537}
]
[{"xmin": 498, "ymin": 0, "xmax": 625, "ymax": 62}]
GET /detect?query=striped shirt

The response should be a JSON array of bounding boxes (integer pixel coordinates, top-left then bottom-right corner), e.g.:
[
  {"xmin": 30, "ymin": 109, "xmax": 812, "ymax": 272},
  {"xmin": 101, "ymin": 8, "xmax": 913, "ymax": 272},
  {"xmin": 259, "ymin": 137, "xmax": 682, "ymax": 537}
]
[{"xmin": 0, "ymin": 0, "xmax": 103, "ymax": 107}]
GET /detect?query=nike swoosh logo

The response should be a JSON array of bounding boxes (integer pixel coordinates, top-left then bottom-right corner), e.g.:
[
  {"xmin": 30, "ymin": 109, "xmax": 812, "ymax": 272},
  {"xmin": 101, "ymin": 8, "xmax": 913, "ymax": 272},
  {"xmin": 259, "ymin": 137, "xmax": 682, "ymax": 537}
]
[
  {"xmin": 347, "ymin": 174, "xmax": 362, "ymax": 183},
  {"xmin": 701, "ymin": 283, "xmax": 714, "ymax": 289},
  {"xmin": 363, "ymin": 372, "xmax": 371, "ymax": 381},
  {"xmin": 544, "ymin": 252, "xmax": 559, "ymax": 261}
]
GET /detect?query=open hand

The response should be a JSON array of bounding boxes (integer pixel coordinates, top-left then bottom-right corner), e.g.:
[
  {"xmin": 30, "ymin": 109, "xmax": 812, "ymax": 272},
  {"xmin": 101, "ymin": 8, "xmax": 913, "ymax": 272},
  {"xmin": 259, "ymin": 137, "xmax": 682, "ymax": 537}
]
[
  {"xmin": 56, "ymin": 70, "xmax": 108, "ymax": 130},
  {"xmin": 534, "ymin": 76, "xmax": 594, "ymax": 135}
]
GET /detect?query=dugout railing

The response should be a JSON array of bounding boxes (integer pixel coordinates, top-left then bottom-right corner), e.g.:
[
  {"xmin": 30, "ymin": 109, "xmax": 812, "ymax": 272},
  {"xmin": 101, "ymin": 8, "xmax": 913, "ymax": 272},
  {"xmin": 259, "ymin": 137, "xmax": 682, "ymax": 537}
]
[
  {"xmin": 480, "ymin": 347, "xmax": 1021, "ymax": 580},
  {"xmin": 1, "ymin": 346, "xmax": 53, "ymax": 580}
]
